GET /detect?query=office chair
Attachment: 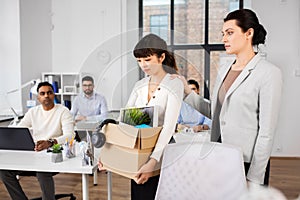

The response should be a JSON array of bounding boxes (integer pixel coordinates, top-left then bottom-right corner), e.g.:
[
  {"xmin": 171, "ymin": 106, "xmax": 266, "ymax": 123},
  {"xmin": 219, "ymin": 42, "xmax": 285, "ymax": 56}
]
[
  {"xmin": 31, "ymin": 193, "xmax": 76, "ymax": 200},
  {"xmin": 18, "ymin": 171, "xmax": 76, "ymax": 200},
  {"xmin": 155, "ymin": 141, "xmax": 247, "ymax": 200}
]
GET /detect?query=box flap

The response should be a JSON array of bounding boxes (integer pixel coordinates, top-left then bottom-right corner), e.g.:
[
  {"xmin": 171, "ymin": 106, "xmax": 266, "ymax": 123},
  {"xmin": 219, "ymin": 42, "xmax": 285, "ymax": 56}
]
[
  {"xmin": 104, "ymin": 123, "xmax": 139, "ymax": 149},
  {"xmin": 140, "ymin": 127, "xmax": 162, "ymax": 149}
]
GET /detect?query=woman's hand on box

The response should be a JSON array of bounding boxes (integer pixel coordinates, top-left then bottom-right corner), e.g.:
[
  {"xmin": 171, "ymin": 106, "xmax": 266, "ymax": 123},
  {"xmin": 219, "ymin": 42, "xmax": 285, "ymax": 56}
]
[
  {"xmin": 135, "ymin": 158, "xmax": 157, "ymax": 184},
  {"xmin": 97, "ymin": 159, "xmax": 106, "ymax": 171}
]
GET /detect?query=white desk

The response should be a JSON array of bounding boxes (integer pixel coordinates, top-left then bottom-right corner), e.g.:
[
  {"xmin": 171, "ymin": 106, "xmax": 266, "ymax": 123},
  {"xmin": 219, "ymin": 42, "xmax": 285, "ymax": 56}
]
[
  {"xmin": 74, "ymin": 128, "xmax": 99, "ymax": 185},
  {"xmin": 75, "ymin": 127, "xmax": 112, "ymax": 200},
  {"xmin": 0, "ymin": 149, "xmax": 98, "ymax": 200},
  {"xmin": 0, "ymin": 115, "xmax": 13, "ymax": 122}
]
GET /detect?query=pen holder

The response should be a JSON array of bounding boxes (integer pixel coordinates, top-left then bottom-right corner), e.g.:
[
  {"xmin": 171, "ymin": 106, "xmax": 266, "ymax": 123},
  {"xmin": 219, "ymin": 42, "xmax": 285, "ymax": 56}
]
[
  {"xmin": 82, "ymin": 149, "xmax": 93, "ymax": 166},
  {"xmin": 65, "ymin": 142, "xmax": 76, "ymax": 159},
  {"xmin": 78, "ymin": 141, "xmax": 93, "ymax": 166}
]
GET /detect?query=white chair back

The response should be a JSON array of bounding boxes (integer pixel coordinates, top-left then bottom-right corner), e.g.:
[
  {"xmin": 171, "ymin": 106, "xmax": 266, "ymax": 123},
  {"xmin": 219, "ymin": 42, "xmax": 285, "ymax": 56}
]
[{"xmin": 155, "ymin": 142, "xmax": 247, "ymax": 200}]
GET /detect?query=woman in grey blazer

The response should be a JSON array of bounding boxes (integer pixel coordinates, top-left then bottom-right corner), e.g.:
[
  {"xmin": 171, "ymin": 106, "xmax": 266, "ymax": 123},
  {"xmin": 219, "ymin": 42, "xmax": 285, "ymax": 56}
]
[{"xmin": 179, "ymin": 9, "xmax": 282, "ymax": 185}]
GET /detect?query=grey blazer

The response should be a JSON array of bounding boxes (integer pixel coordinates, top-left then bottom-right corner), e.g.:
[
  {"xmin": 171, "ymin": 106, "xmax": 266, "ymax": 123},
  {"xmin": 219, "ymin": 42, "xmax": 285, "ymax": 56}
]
[{"xmin": 185, "ymin": 54, "xmax": 282, "ymax": 184}]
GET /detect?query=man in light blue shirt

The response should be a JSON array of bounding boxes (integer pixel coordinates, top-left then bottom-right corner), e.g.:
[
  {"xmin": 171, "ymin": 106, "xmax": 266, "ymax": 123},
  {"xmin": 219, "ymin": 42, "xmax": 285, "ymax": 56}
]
[
  {"xmin": 178, "ymin": 101, "xmax": 211, "ymax": 131},
  {"xmin": 70, "ymin": 76, "xmax": 108, "ymax": 122},
  {"xmin": 177, "ymin": 79, "xmax": 211, "ymax": 132}
]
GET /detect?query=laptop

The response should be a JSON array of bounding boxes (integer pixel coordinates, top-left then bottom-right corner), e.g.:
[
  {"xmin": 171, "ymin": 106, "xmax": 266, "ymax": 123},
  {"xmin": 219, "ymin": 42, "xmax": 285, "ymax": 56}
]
[{"xmin": 0, "ymin": 127, "xmax": 35, "ymax": 151}]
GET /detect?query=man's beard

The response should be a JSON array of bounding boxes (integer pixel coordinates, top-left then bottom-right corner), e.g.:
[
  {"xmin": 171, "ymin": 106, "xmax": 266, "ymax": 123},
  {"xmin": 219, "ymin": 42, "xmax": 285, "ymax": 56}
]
[{"xmin": 84, "ymin": 90, "xmax": 93, "ymax": 95}]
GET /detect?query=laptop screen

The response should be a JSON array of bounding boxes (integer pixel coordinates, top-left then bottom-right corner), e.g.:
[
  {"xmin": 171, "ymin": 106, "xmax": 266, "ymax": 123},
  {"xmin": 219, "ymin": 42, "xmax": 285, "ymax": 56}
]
[{"xmin": 0, "ymin": 127, "xmax": 35, "ymax": 151}]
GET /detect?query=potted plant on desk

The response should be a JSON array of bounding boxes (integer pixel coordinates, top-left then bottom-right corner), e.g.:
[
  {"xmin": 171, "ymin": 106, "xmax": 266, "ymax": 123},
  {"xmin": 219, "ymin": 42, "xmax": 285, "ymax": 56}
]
[{"xmin": 51, "ymin": 144, "xmax": 63, "ymax": 163}]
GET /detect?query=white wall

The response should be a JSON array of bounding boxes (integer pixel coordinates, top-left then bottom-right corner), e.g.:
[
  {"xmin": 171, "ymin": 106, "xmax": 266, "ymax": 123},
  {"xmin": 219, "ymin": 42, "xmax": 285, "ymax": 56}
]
[
  {"xmin": 0, "ymin": 0, "xmax": 52, "ymax": 115},
  {"xmin": 51, "ymin": 0, "xmax": 139, "ymax": 110},
  {"xmin": 0, "ymin": 0, "xmax": 21, "ymax": 114},
  {"xmin": 0, "ymin": 0, "xmax": 139, "ymax": 113},
  {"xmin": 251, "ymin": 0, "xmax": 300, "ymax": 156},
  {"xmin": 19, "ymin": 0, "xmax": 52, "ymax": 112}
]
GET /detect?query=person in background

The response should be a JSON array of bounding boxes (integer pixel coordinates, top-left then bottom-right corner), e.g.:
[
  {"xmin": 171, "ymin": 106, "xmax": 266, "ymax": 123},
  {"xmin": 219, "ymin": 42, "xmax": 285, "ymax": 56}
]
[
  {"xmin": 70, "ymin": 75, "xmax": 108, "ymax": 122},
  {"xmin": 177, "ymin": 101, "xmax": 211, "ymax": 132},
  {"xmin": 177, "ymin": 79, "xmax": 211, "ymax": 132},
  {"xmin": 0, "ymin": 82, "xmax": 74, "ymax": 200},
  {"xmin": 187, "ymin": 79, "xmax": 200, "ymax": 94},
  {"xmin": 99, "ymin": 33, "xmax": 183, "ymax": 200},
  {"xmin": 188, "ymin": 79, "xmax": 210, "ymax": 100},
  {"xmin": 177, "ymin": 78, "xmax": 211, "ymax": 119},
  {"xmin": 176, "ymin": 9, "xmax": 282, "ymax": 186}
]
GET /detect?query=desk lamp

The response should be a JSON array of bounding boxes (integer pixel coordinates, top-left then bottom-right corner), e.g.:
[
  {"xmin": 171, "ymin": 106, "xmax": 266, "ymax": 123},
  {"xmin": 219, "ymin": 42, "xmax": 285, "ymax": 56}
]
[
  {"xmin": 5, "ymin": 79, "xmax": 41, "ymax": 126},
  {"xmin": 6, "ymin": 79, "xmax": 40, "ymax": 96}
]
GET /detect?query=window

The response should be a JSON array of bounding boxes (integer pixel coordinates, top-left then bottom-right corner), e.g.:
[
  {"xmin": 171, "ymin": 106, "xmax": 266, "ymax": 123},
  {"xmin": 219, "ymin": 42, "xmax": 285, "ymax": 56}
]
[
  {"xmin": 150, "ymin": 15, "xmax": 169, "ymax": 41},
  {"xmin": 140, "ymin": 0, "xmax": 245, "ymax": 99}
]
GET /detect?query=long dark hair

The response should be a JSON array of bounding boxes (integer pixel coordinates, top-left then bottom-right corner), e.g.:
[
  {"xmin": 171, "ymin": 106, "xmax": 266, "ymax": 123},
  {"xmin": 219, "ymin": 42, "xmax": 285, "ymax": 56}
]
[
  {"xmin": 224, "ymin": 9, "xmax": 267, "ymax": 46},
  {"xmin": 133, "ymin": 34, "xmax": 178, "ymax": 73}
]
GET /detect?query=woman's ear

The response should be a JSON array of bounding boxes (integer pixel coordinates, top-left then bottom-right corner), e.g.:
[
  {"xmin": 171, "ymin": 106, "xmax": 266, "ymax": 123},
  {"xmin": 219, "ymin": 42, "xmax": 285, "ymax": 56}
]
[
  {"xmin": 159, "ymin": 53, "xmax": 165, "ymax": 63},
  {"xmin": 246, "ymin": 28, "xmax": 254, "ymax": 39}
]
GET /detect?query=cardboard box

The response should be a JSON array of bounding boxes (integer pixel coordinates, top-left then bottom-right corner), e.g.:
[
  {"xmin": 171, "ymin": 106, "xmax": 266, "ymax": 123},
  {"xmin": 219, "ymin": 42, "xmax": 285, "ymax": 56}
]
[{"xmin": 101, "ymin": 123, "xmax": 162, "ymax": 180}]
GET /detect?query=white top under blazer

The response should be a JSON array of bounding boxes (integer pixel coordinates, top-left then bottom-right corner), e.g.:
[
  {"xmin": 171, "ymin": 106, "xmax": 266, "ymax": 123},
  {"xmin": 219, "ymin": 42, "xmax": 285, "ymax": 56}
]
[{"xmin": 126, "ymin": 73, "xmax": 184, "ymax": 162}]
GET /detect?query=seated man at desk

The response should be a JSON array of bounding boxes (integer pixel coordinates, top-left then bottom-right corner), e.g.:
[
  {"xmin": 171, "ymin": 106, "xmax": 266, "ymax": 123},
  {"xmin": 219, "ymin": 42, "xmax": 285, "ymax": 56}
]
[
  {"xmin": 177, "ymin": 79, "xmax": 211, "ymax": 132},
  {"xmin": 0, "ymin": 81, "xmax": 74, "ymax": 200},
  {"xmin": 178, "ymin": 101, "xmax": 212, "ymax": 132},
  {"xmin": 70, "ymin": 76, "xmax": 108, "ymax": 122}
]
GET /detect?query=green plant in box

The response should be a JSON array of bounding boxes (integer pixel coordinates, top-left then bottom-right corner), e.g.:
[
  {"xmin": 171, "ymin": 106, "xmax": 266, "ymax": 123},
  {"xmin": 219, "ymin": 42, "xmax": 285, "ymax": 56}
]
[{"xmin": 123, "ymin": 108, "xmax": 151, "ymax": 126}]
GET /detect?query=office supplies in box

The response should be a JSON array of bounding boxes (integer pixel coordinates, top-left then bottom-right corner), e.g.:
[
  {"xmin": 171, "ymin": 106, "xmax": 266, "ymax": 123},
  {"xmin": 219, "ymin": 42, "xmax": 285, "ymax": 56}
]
[{"xmin": 101, "ymin": 123, "xmax": 162, "ymax": 180}]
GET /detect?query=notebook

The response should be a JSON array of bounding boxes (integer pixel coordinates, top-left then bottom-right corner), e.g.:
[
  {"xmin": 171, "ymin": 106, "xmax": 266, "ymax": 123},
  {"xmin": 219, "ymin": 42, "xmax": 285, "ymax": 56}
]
[{"xmin": 0, "ymin": 127, "xmax": 35, "ymax": 151}]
